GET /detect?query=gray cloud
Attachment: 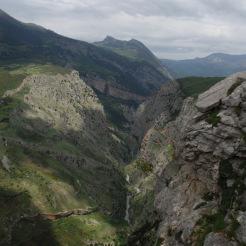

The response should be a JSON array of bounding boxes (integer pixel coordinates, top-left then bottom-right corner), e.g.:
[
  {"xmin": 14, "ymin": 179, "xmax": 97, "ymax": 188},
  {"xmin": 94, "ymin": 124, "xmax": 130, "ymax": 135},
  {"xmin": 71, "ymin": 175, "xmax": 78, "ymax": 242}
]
[{"xmin": 0, "ymin": 0, "xmax": 246, "ymax": 59}]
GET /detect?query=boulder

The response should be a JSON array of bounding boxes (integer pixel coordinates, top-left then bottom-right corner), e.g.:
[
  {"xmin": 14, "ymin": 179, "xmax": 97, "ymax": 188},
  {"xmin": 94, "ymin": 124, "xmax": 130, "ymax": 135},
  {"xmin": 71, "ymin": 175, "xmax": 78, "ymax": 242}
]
[
  {"xmin": 196, "ymin": 72, "xmax": 246, "ymax": 112},
  {"xmin": 204, "ymin": 232, "xmax": 237, "ymax": 246},
  {"xmin": 1, "ymin": 155, "xmax": 11, "ymax": 172}
]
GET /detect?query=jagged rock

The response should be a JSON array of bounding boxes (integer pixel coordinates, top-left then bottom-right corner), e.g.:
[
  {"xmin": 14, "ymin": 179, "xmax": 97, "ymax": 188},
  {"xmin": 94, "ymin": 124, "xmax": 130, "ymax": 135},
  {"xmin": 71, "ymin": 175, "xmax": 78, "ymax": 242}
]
[
  {"xmin": 196, "ymin": 72, "xmax": 246, "ymax": 112},
  {"xmin": 204, "ymin": 232, "xmax": 237, "ymax": 246},
  {"xmin": 2, "ymin": 70, "xmax": 127, "ymax": 218},
  {"xmin": 5, "ymin": 71, "xmax": 109, "ymax": 146},
  {"xmin": 236, "ymin": 211, "xmax": 246, "ymax": 243},
  {"xmin": 132, "ymin": 80, "xmax": 183, "ymax": 140},
  {"xmin": 129, "ymin": 73, "xmax": 246, "ymax": 245}
]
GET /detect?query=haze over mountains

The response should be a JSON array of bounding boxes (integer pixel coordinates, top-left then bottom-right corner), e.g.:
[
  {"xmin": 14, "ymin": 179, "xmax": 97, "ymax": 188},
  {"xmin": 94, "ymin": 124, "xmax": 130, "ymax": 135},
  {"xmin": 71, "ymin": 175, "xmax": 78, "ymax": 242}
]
[
  {"xmin": 0, "ymin": 9, "xmax": 171, "ymax": 99},
  {"xmin": 1, "ymin": 7, "xmax": 246, "ymax": 246},
  {"xmin": 161, "ymin": 53, "xmax": 246, "ymax": 78}
]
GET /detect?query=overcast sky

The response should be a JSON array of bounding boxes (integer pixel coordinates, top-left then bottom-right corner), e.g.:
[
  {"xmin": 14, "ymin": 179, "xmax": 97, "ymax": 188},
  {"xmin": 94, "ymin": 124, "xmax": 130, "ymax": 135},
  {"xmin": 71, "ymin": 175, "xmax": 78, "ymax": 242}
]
[{"xmin": 0, "ymin": 0, "xmax": 246, "ymax": 59}]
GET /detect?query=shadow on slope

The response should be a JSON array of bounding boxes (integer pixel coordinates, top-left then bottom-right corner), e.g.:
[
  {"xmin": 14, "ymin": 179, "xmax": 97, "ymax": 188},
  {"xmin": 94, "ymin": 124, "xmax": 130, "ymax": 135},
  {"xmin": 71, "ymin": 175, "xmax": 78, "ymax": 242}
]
[
  {"xmin": 0, "ymin": 95, "xmax": 129, "ymax": 244},
  {"xmin": 0, "ymin": 187, "xmax": 59, "ymax": 246}
]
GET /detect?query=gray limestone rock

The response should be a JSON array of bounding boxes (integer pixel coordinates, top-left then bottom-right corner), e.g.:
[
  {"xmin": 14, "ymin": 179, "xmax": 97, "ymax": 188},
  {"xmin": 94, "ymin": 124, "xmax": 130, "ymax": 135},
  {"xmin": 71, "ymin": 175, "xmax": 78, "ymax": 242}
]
[
  {"xmin": 236, "ymin": 211, "xmax": 246, "ymax": 243},
  {"xmin": 204, "ymin": 232, "xmax": 238, "ymax": 246},
  {"xmin": 196, "ymin": 72, "xmax": 246, "ymax": 112},
  {"xmin": 1, "ymin": 155, "xmax": 11, "ymax": 172}
]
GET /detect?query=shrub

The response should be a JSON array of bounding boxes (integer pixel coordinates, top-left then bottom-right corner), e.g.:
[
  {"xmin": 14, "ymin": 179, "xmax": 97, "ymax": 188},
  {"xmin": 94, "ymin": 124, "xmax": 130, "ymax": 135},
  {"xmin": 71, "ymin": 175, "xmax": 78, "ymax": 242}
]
[
  {"xmin": 167, "ymin": 144, "xmax": 175, "ymax": 161},
  {"xmin": 136, "ymin": 159, "xmax": 153, "ymax": 174},
  {"xmin": 206, "ymin": 111, "xmax": 221, "ymax": 127}
]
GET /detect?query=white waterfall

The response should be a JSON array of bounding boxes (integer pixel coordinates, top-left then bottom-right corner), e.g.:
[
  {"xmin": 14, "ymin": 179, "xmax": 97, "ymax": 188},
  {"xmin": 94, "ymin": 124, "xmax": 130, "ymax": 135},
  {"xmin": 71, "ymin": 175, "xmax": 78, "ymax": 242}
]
[
  {"xmin": 124, "ymin": 194, "xmax": 130, "ymax": 224},
  {"xmin": 126, "ymin": 174, "xmax": 130, "ymax": 183},
  {"xmin": 125, "ymin": 174, "xmax": 130, "ymax": 224}
]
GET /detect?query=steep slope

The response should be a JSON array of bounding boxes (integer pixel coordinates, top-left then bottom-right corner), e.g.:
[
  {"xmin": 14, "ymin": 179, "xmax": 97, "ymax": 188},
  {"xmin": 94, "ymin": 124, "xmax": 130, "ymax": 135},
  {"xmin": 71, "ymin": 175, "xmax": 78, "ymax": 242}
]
[
  {"xmin": 132, "ymin": 79, "xmax": 183, "ymax": 141},
  {"xmin": 95, "ymin": 36, "xmax": 172, "ymax": 80},
  {"xmin": 0, "ymin": 71, "xmax": 128, "ymax": 245},
  {"xmin": 127, "ymin": 73, "xmax": 246, "ymax": 245},
  {"xmin": 177, "ymin": 77, "xmax": 225, "ymax": 98},
  {"xmin": 0, "ymin": 9, "xmax": 171, "ymax": 102},
  {"xmin": 161, "ymin": 53, "xmax": 246, "ymax": 78},
  {"xmin": 95, "ymin": 36, "xmax": 183, "ymax": 141}
]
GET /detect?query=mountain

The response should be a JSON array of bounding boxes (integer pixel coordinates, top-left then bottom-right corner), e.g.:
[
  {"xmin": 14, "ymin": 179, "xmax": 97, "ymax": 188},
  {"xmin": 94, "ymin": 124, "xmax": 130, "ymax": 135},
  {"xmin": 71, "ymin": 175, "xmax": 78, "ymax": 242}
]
[
  {"xmin": 94, "ymin": 36, "xmax": 172, "ymax": 78},
  {"xmin": 2, "ymin": 7, "xmax": 246, "ymax": 246},
  {"xmin": 0, "ymin": 9, "xmax": 172, "ymax": 102},
  {"xmin": 161, "ymin": 53, "xmax": 246, "ymax": 78},
  {"xmin": 126, "ymin": 73, "xmax": 246, "ymax": 244},
  {"xmin": 0, "ymin": 71, "xmax": 129, "ymax": 245},
  {"xmin": 0, "ymin": 9, "xmax": 182, "ymax": 245}
]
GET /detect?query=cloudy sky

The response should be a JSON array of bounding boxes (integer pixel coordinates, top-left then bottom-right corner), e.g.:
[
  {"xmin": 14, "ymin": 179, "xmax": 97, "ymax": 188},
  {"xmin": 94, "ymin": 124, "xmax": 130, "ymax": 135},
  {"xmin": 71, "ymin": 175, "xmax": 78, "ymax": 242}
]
[{"xmin": 0, "ymin": 0, "xmax": 246, "ymax": 59}]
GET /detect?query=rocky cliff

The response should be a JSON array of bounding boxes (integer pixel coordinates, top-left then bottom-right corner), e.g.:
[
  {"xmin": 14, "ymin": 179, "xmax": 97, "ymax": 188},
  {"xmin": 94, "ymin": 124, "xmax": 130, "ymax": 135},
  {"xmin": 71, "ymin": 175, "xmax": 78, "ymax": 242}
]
[
  {"xmin": 132, "ymin": 79, "xmax": 183, "ymax": 141},
  {"xmin": 0, "ymin": 71, "xmax": 129, "ymax": 245},
  {"xmin": 127, "ymin": 73, "xmax": 246, "ymax": 245}
]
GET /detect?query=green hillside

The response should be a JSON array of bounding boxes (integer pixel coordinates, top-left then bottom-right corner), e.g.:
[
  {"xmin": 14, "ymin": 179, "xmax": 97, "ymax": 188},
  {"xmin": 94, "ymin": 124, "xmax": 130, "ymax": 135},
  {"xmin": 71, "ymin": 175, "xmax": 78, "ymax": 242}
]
[
  {"xmin": 0, "ymin": 10, "xmax": 170, "ymax": 98},
  {"xmin": 0, "ymin": 63, "xmax": 70, "ymax": 96},
  {"xmin": 177, "ymin": 77, "xmax": 225, "ymax": 98}
]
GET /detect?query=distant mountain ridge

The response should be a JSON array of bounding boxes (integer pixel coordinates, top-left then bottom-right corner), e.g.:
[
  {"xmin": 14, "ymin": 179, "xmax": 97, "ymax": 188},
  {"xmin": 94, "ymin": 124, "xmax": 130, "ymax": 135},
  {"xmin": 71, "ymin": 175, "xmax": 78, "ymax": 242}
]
[
  {"xmin": 95, "ymin": 36, "xmax": 172, "ymax": 79},
  {"xmin": 161, "ymin": 53, "xmax": 246, "ymax": 78},
  {"xmin": 0, "ymin": 9, "xmax": 172, "ymax": 102}
]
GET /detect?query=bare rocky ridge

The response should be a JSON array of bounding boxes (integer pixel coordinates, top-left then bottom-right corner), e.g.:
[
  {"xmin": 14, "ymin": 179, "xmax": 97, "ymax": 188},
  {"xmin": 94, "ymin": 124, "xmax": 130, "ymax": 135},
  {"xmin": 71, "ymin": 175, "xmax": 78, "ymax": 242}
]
[
  {"xmin": 2, "ymin": 60, "xmax": 246, "ymax": 245},
  {"xmin": 132, "ymin": 79, "xmax": 183, "ymax": 141},
  {"xmin": 128, "ymin": 73, "xmax": 246, "ymax": 245},
  {"xmin": 3, "ymin": 70, "xmax": 127, "ymax": 218}
]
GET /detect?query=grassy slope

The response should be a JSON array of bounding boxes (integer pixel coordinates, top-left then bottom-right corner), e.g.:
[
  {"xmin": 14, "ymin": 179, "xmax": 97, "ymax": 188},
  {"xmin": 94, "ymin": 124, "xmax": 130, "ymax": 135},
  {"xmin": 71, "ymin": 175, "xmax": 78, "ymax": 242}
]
[
  {"xmin": 177, "ymin": 77, "xmax": 225, "ymax": 98},
  {"xmin": 0, "ymin": 64, "xmax": 128, "ymax": 245},
  {"xmin": 0, "ymin": 63, "xmax": 70, "ymax": 97},
  {"xmin": 0, "ymin": 144, "xmax": 127, "ymax": 245}
]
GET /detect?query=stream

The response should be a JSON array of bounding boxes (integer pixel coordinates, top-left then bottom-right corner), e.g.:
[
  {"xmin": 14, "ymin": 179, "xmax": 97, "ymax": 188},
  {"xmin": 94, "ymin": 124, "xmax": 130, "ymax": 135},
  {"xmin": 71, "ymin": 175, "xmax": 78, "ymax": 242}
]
[{"xmin": 124, "ymin": 174, "xmax": 130, "ymax": 224}]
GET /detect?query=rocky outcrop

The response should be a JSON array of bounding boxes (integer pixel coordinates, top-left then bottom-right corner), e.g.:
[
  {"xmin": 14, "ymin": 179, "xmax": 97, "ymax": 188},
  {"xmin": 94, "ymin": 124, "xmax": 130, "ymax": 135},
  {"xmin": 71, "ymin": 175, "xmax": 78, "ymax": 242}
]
[
  {"xmin": 1, "ymin": 155, "xmax": 11, "ymax": 172},
  {"xmin": 132, "ymin": 79, "xmax": 183, "ymax": 141},
  {"xmin": 85, "ymin": 75, "xmax": 146, "ymax": 103},
  {"xmin": 20, "ymin": 207, "xmax": 97, "ymax": 221},
  {"xmin": 2, "ymin": 71, "xmax": 127, "ymax": 218},
  {"xmin": 128, "ymin": 73, "xmax": 246, "ymax": 245},
  {"xmin": 196, "ymin": 72, "xmax": 246, "ymax": 112},
  {"xmin": 203, "ymin": 232, "xmax": 237, "ymax": 246},
  {"xmin": 4, "ymin": 70, "xmax": 125, "ymax": 161}
]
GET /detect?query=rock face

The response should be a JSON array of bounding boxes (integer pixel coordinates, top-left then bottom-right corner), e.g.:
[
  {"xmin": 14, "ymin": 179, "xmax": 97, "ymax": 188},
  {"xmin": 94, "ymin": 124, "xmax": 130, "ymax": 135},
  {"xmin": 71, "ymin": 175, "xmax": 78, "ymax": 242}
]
[
  {"xmin": 132, "ymin": 79, "xmax": 183, "ymax": 141},
  {"xmin": 7, "ymin": 71, "xmax": 108, "ymax": 144},
  {"xmin": 3, "ymin": 71, "xmax": 127, "ymax": 217},
  {"xmin": 204, "ymin": 232, "xmax": 237, "ymax": 246},
  {"xmin": 1, "ymin": 155, "xmax": 11, "ymax": 172},
  {"xmin": 196, "ymin": 72, "xmax": 246, "ymax": 112},
  {"xmin": 128, "ymin": 73, "xmax": 246, "ymax": 245}
]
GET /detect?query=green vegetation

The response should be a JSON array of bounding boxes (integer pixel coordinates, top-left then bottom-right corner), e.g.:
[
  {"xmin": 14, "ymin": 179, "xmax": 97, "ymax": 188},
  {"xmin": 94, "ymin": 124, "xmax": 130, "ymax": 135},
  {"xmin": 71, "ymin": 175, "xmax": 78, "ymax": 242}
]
[
  {"xmin": 202, "ymin": 192, "xmax": 216, "ymax": 202},
  {"xmin": 166, "ymin": 144, "xmax": 175, "ymax": 161},
  {"xmin": 219, "ymin": 160, "xmax": 246, "ymax": 212},
  {"xmin": 11, "ymin": 213, "xmax": 127, "ymax": 245},
  {"xmin": 0, "ymin": 63, "xmax": 70, "ymax": 97},
  {"xmin": 193, "ymin": 213, "xmax": 226, "ymax": 246},
  {"xmin": 136, "ymin": 159, "xmax": 153, "ymax": 174},
  {"xmin": 97, "ymin": 90, "xmax": 138, "ymax": 129},
  {"xmin": 206, "ymin": 110, "xmax": 221, "ymax": 127},
  {"xmin": 177, "ymin": 77, "xmax": 224, "ymax": 98},
  {"xmin": 0, "ymin": 140, "xmax": 127, "ymax": 245},
  {"xmin": 241, "ymin": 131, "xmax": 246, "ymax": 143},
  {"xmin": 192, "ymin": 159, "xmax": 246, "ymax": 245},
  {"xmin": 0, "ymin": 70, "xmax": 128, "ymax": 244}
]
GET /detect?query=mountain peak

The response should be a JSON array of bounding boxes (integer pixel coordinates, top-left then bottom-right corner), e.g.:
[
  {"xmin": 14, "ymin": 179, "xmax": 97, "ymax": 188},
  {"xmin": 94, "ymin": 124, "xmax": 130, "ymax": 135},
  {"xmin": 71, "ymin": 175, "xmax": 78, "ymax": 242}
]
[
  {"xmin": 0, "ymin": 9, "xmax": 15, "ymax": 21},
  {"xmin": 0, "ymin": 9, "xmax": 8, "ymax": 15},
  {"xmin": 104, "ymin": 35, "xmax": 117, "ymax": 42}
]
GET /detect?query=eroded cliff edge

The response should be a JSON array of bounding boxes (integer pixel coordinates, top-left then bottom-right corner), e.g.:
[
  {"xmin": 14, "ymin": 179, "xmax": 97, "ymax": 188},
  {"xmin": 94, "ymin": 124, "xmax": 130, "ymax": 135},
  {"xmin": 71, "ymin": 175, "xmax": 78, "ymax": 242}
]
[{"xmin": 127, "ymin": 73, "xmax": 246, "ymax": 245}]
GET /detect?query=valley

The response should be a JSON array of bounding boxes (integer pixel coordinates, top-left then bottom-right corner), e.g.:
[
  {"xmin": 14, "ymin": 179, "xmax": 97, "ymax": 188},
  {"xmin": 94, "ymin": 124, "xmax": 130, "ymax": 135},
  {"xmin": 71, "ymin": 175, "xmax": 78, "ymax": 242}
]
[{"xmin": 0, "ymin": 8, "xmax": 246, "ymax": 246}]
